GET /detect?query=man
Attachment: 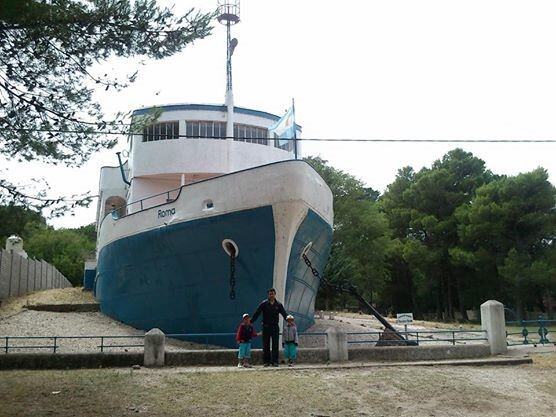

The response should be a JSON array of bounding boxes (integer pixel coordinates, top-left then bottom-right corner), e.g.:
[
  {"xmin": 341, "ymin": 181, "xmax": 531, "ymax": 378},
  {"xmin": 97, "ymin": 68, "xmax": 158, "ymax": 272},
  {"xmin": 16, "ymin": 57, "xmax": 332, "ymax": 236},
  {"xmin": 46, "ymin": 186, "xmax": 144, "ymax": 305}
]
[{"xmin": 251, "ymin": 288, "xmax": 288, "ymax": 367}]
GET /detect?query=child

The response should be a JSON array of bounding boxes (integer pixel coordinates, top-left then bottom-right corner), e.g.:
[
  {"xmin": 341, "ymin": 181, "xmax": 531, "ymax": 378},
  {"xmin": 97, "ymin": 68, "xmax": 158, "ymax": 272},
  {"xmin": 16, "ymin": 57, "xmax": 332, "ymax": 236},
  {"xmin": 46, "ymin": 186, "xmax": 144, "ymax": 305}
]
[
  {"xmin": 282, "ymin": 314, "xmax": 298, "ymax": 366},
  {"xmin": 235, "ymin": 313, "xmax": 258, "ymax": 368}
]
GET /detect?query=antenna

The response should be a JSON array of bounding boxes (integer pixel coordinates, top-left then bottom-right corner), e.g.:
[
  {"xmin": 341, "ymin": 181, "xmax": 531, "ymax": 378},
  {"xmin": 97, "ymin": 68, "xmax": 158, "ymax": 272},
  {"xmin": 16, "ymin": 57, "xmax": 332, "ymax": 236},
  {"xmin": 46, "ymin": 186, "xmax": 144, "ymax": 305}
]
[
  {"xmin": 217, "ymin": 1, "xmax": 240, "ymax": 94},
  {"xmin": 217, "ymin": 1, "xmax": 240, "ymax": 139}
]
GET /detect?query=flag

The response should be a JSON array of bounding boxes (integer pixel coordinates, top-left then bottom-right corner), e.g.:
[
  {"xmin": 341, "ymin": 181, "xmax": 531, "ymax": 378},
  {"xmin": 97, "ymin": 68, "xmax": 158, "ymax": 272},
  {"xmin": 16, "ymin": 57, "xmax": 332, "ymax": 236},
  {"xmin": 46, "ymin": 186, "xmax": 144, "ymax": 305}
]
[{"xmin": 269, "ymin": 106, "xmax": 296, "ymax": 146}]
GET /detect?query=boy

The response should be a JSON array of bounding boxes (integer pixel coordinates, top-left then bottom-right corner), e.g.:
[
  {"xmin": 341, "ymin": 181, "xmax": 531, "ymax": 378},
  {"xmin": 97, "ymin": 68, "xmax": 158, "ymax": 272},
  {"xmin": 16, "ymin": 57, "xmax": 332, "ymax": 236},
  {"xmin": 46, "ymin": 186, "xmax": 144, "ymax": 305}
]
[
  {"xmin": 235, "ymin": 313, "xmax": 258, "ymax": 368},
  {"xmin": 282, "ymin": 314, "xmax": 298, "ymax": 366}
]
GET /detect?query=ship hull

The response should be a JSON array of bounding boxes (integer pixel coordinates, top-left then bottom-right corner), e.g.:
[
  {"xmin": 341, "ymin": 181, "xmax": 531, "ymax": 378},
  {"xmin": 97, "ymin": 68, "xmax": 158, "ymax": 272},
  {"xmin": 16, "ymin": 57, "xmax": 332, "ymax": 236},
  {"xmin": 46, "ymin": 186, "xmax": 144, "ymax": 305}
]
[{"xmin": 95, "ymin": 161, "xmax": 333, "ymax": 347}]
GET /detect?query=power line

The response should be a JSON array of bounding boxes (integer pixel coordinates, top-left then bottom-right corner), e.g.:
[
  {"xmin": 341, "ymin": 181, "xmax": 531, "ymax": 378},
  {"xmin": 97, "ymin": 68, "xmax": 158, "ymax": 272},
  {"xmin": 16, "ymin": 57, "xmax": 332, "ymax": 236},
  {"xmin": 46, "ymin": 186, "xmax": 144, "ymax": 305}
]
[{"xmin": 1, "ymin": 127, "xmax": 556, "ymax": 143}]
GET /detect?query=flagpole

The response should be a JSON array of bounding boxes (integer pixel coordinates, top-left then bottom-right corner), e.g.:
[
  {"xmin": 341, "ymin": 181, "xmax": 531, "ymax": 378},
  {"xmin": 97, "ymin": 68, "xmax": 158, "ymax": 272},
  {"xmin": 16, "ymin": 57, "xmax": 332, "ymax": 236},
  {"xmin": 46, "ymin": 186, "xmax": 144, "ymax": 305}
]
[{"xmin": 292, "ymin": 98, "xmax": 297, "ymax": 160}]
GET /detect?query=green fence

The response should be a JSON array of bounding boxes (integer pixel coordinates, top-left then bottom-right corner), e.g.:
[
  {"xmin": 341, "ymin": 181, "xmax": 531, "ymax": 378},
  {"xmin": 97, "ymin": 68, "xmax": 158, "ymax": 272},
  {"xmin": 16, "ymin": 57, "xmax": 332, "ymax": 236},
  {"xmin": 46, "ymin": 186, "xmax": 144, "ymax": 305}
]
[{"xmin": 506, "ymin": 316, "xmax": 556, "ymax": 346}]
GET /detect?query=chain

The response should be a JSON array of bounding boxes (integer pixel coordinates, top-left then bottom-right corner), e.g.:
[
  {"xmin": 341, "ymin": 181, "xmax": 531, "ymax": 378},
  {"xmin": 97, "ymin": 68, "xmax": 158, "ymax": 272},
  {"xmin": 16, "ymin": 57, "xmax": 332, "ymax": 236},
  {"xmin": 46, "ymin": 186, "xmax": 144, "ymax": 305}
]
[
  {"xmin": 302, "ymin": 251, "xmax": 409, "ymax": 343},
  {"xmin": 302, "ymin": 253, "xmax": 324, "ymax": 281},
  {"xmin": 229, "ymin": 253, "xmax": 236, "ymax": 300}
]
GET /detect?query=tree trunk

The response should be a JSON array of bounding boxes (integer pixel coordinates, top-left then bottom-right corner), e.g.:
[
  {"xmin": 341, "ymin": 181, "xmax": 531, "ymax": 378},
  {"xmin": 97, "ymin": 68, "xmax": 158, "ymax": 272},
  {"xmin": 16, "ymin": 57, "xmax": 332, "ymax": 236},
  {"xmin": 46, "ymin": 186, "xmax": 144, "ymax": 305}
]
[
  {"xmin": 408, "ymin": 272, "xmax": 422, "ymax": 319},
  {"xmin": 447, "ymin": 274, "xmax": 454, "ymax": 321},
  {"xmin": 455, "ymin": 273, "xmax": 469, "ymax": 321}
]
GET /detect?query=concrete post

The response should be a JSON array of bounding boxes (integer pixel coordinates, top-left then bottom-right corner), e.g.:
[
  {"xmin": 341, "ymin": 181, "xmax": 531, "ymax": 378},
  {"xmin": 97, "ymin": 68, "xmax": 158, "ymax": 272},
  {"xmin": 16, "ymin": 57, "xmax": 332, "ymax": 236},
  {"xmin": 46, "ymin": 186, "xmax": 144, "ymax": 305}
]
[
  {"xmin": 480, "ymin": 300, "xmax": 507, "ymax": 355},
  {"xmin": 144, "ymin": 328, "xmax": 165, "ymax": 367},
  {"xmin": 326, "ymin": 327, "xmax": 348, "ymax": 362}
]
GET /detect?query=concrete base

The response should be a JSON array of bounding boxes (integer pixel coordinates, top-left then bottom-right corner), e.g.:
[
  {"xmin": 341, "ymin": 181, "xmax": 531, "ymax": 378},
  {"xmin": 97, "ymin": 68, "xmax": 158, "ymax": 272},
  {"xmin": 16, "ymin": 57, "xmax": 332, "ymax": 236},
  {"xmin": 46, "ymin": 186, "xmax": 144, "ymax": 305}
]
[
  {"xmin": 349, "ymin": 344, "xmax": 490, "ymax": 362},
  {"xmin": 0, "ymin": 352, "xmax": 143, "ymax": 370},
  {"xmin": 0, "ymin": 345, "xmax": 492, "ymax": 370},
  {"xmin": 26, "ymin": 303, "xmax": 100, "ymax": 312}
]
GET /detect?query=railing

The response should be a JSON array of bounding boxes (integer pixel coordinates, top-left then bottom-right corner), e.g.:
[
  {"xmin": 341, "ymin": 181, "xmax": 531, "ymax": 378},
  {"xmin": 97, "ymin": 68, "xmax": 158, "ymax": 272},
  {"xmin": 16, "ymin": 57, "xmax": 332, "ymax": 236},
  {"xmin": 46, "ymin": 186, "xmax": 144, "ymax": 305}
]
[
  {"xmin": 0, "ymin": 332, "xmax": 329, "ymax": 354},
  {"xmin": 101, "ymin": 186, "xmax": 183, "ymax": 225},
  {"xmin": 346, "ymin": 329, "xmax": 488, "ymax": 346},
  {"xmin": 506, "ymin": 316, "xmax": 556, "ymax": 346},
  {"xmin": 0, "ymin": 329, "xmax": 487, "ymax": 354},
  {"xmin": 1, "ymin": 335, "xmax": 145, "ymax": 354},
  {"xmin": 165, "ymin": 332, "xmax": 329, "ymax": 349}
]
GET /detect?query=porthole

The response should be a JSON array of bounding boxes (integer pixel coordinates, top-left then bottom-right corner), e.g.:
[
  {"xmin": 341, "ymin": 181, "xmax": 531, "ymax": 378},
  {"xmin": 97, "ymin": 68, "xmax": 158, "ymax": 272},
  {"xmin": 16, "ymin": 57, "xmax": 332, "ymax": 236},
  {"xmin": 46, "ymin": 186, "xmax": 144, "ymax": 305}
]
[
  {"xmin": 301, "ymin": 242, "xmax": 313, "ymax": 258},
  {"xmin": 222, "ymin": 239, "xmax": 239, "ymax": 257},
  {"xmin": 203, "ymin": 199, "xmax": 214, "ymax": 210}
]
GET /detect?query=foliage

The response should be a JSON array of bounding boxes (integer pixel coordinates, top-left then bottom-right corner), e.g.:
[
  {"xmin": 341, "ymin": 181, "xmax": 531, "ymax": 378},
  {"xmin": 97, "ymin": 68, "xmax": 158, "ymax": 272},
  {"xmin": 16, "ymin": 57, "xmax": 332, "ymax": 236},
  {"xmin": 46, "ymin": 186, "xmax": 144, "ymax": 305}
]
[
  {"xmin": 0, "ymin": 203, "xmax": 46, "ymax": 244},
  {"xmin": 380, "ymin": 149, "xmax": 495, "ymax": 319},
  {"xmin": 0, "ymin": 204, "xmax": 95, "ymax": 285},
  {"xmin": 454, "ymin": 169, "xmax": 556, "ymax": 317},
  {"xmin": 23, "ymin": 223, "xmax": 96, "ymax": 286},
  {"xmin": 305, "ymin": 156, "xmax": 393, "ymax": 309},
  {"xmin": 0, "ymin": 0, "xmax": 213, "ymax": 214}
]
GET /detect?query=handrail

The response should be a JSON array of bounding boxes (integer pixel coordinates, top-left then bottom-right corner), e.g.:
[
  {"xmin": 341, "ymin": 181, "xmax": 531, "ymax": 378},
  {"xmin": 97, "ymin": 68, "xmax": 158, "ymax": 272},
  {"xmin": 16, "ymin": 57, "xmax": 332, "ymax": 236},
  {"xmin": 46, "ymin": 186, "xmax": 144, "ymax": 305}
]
[
  {"xmin": 1, "ymin": 329, "xmax": 486, "ymax": 353},
  {"xmin": 98, "ymin": 159, "xmax": 316, "ymax": 229},
  {"xmin": 101, "ymin": 186, "xmax": 183, "ymax": 223}
]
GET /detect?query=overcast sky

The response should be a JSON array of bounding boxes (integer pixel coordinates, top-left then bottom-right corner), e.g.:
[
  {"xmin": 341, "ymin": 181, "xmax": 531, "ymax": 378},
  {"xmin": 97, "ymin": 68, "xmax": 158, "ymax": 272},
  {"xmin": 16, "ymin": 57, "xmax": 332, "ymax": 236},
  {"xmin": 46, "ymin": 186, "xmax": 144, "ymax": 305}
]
[{"xmin": 4, "ymin": 0, "xmax": 556, "ymax": 228}]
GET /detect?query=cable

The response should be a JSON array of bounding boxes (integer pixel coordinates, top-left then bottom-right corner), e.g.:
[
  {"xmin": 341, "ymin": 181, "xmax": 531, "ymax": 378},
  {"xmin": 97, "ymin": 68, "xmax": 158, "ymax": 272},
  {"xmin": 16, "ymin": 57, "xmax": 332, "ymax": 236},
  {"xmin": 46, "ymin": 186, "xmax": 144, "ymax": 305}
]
[{"xmin": 1, "ymin": 127, "xmax": 556, "ymax": 143}]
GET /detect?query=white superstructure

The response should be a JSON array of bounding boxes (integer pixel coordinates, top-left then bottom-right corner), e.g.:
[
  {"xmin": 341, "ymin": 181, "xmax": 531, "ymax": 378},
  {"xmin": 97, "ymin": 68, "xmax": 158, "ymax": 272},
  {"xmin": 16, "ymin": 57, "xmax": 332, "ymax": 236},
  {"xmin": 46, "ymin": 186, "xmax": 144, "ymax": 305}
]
[{"xmin": 96, "ymin": 104, "xmax": 301, "ymax": 227}]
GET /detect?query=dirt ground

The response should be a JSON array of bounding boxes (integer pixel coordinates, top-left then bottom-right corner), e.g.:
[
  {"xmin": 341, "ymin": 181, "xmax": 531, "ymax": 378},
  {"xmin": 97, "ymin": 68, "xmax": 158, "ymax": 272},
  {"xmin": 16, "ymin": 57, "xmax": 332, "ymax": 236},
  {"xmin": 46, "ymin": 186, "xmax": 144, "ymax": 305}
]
[
  {"xmin": 1, "ymin": 355, "xmax": 554, "ymax": 417},
  {"xmin": 0, "ymin": 288, "xmax": 95, "ymax": 319}
]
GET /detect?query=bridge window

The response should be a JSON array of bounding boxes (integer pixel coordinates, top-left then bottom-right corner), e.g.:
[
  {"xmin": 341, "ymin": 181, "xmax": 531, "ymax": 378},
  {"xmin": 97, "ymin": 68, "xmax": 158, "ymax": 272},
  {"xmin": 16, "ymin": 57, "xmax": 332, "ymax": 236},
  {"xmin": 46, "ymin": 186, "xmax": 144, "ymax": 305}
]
[
  {"xmin": 143, "ymin": 121, "xmax": 179, "ymax": 142},
  {"xmin": 234, "ymin": 124, "xmax": 268, "ymax": 145},
  {"xmin": 186, "ymin": 121, "xmax": 227, "ymax": 138}
]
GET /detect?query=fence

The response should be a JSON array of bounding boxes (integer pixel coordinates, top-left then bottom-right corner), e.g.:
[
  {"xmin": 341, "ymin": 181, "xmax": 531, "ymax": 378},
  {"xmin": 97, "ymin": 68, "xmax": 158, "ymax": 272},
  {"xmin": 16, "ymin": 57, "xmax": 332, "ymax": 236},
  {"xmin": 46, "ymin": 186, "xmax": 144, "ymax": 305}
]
[
  {"xmin": 0, "ymin": 330, "xmax": 491, "ymax": 354},
  {"xmin": 506, "ymin": 316, "xmax": 556, "ymax": 346},
  {"xmin": 345, "ymin": 329, "xmax": 488, "ymax": 346},
  {"xmin": 0, "ymin": 248, "xmax": 72, "ymax": 300}
]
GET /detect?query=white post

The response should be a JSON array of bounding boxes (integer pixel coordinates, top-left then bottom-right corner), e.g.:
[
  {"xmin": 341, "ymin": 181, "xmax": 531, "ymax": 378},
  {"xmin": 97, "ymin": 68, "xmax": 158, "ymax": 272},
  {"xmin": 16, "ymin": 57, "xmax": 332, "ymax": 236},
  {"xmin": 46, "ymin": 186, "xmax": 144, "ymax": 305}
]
[
  {"xmin": 144, "ymin": 328, "xmax": 165, "ymax": 367},
  {"xmin": 326, "ymin": 327, "xmax": 348, "ymax": 362},
  {"xmin": 480, "ymin": 300, "xmax": 508, "ymax": 355},
  {"xmin": 225, "ymin": 90, "xmax": 234, "ymax": 139}
]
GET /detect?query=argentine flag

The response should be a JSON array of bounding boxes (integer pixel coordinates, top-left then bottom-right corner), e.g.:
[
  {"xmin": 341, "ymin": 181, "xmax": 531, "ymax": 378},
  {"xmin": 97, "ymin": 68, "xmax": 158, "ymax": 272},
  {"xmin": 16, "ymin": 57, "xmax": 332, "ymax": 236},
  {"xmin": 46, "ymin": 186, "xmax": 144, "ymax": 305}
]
[{"xmin": 269, "ymin": 106, "xmax": 296, "ymax": 147}]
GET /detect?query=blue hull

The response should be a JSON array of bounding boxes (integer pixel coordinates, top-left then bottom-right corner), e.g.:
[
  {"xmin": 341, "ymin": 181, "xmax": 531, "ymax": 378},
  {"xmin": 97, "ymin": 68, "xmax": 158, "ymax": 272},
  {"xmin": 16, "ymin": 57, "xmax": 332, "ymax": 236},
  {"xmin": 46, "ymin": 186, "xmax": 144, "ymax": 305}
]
[{"xmin": 96, "ymin": 206, "xmax": 332, "ymax": 347}]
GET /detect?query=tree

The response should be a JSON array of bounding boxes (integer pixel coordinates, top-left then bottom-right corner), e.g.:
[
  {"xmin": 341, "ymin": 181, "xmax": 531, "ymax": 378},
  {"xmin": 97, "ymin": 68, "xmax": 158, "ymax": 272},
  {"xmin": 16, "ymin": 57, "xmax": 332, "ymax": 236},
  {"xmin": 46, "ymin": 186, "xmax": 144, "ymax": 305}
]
[
  {"xmin": 0, "ymin": 0, "xmax": 213, "ymax": 214},
  {"xmin": 455, "ymin": 168, "xmax": 556, "ymax": 318},
  {"xmin": 0, "ymin": 203, "xmax": 46, "ymax": 244},
  {"xmin": 381, "ymin": 149, "xmax": 494, "ymax": 320},
  {"xmin": 306, "ymin": 157, "xmax": 393, "ymax": 310},
  {"xmin": 24, "ymin": 224, "xmax": 96, "ymax": 286}
]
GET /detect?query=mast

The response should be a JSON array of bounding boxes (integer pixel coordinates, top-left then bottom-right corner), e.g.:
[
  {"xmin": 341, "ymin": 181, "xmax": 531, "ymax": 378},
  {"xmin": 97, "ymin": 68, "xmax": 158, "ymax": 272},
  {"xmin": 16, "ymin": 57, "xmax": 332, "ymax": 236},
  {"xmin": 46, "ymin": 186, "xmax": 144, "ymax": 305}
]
[{"xmin": 217, "ymin": 1, "xmax": 240, "ymax": 139}]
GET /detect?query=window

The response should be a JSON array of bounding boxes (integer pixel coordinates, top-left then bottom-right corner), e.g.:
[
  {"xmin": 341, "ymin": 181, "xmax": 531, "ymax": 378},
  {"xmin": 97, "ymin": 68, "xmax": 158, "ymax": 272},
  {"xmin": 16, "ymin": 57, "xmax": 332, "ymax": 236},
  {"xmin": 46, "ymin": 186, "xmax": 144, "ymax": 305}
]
[
  {"xmin": 233, "ymin": 124, "xmax": 268, "ymax": 145},
  {"xmin": 186, "ymin": 121, "xmax": 227, "ymax": 138},
  {"xmin": 143, "ymin": 121, "xmax": 179, "ymax": 142}
]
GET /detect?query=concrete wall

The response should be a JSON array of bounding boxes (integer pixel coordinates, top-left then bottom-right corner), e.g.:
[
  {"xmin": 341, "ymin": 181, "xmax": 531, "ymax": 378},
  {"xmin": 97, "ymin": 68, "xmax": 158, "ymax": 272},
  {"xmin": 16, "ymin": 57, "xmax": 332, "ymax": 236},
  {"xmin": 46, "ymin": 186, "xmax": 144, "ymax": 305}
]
[
  {"xmin": 0, "ymin": 249, "xmax": 72, "ymax": 300},
  {"xmin": 349, "ymin": 345, "xmax": 490, "ymax": 362},
  {"xmin": 0, "ymin": 345, "xmax": 491, "ymax": 370}
]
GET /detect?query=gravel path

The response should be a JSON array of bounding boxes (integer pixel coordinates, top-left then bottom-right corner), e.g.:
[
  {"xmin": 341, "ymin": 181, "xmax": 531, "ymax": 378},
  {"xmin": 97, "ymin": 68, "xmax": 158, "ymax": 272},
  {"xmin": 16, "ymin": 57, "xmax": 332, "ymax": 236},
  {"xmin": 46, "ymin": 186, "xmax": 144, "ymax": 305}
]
[
  {"xmin": 0, "ymin": 310, "xmax": 219, "ymax": 353},
  {"xmin": 0, "ymin": 307, "xmax": 382, "ymax": 353}
]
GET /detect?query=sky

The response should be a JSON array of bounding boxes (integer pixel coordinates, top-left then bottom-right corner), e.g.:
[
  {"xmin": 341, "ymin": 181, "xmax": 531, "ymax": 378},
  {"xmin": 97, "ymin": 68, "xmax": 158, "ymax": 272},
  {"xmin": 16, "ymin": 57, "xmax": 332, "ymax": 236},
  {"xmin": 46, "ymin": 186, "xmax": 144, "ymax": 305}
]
[{"xmin": 3, "ymin": 0, "xmax": 556, "ymax": 228}]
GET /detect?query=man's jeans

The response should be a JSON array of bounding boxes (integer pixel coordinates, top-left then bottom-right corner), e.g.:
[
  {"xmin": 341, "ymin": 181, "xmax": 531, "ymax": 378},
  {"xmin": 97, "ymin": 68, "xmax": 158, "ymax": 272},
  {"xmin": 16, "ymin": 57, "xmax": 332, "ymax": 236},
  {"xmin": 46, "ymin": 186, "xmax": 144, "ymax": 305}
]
[{"xmin": 262, "ymin": 324, "xmax": 280, "ymax": 364}]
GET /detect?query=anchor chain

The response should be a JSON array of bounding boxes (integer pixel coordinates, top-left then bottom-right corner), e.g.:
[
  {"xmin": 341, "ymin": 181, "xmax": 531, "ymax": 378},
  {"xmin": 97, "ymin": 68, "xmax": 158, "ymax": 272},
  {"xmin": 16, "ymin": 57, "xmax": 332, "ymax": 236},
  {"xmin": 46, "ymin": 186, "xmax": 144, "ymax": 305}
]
[
  {"xmin": 229, "ymin": 252, "xmax": 236, "ymax": 300},
  {"xmin": 302, "ymin": 253, "xmax": 322, "ymax": 280},
  {"xmin": 301, "ymin": 252, "xmax": 411, "ymax": 344}
]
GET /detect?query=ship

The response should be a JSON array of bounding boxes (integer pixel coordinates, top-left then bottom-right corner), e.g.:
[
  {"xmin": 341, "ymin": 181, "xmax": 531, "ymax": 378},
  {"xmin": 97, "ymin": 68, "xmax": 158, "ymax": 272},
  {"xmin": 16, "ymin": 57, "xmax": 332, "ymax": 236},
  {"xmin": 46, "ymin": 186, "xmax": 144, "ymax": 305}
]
[{"xmin": 92, "ymin": 1, "xmax": 333, "ymax": 346}]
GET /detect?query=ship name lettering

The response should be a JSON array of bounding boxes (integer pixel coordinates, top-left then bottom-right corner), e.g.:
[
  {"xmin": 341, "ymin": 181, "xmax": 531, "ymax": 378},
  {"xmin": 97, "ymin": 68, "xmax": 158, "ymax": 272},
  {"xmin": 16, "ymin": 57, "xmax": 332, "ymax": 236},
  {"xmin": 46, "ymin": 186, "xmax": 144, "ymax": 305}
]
[{"xmin": 158, "ymin": 208, "xmax": 176, "ymax": 218}]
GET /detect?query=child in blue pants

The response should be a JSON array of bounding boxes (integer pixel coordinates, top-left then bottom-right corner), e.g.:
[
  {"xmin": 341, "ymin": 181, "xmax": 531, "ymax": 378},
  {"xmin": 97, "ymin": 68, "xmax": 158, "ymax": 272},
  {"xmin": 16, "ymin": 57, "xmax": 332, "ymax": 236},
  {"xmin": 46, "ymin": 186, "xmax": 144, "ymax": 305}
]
[
  {"xmin": 236, "ymin": 313, "xmax": 258, "ymax": 368},
  {"xmin": 282, "ymin": 315, "xmax": 298, "ymax": 366}
]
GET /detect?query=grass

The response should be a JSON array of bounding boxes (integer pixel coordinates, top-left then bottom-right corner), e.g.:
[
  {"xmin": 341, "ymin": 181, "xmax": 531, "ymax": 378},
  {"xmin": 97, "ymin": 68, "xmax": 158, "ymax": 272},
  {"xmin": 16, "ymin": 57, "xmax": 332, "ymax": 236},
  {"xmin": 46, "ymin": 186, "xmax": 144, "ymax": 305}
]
[{"xmin": 1, "ymin": 361, "xmax": 555, "ymax": 417}]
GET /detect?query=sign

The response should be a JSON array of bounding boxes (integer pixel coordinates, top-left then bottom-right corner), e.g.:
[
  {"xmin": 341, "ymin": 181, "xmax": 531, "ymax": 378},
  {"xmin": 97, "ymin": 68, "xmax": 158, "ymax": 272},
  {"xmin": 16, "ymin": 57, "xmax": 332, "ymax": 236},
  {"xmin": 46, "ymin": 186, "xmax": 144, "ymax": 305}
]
[{"xmin": 396, "ymin": 313, "xmax": 413, "ymax": 324}]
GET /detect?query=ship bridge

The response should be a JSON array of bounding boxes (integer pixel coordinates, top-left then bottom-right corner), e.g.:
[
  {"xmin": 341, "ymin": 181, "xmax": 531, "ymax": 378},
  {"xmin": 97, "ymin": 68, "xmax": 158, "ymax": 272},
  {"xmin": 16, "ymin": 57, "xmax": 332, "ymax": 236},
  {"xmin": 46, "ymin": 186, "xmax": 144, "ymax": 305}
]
[{"xmin": 96, "ymin": 103, "xmax": 302, "ymax": 222}]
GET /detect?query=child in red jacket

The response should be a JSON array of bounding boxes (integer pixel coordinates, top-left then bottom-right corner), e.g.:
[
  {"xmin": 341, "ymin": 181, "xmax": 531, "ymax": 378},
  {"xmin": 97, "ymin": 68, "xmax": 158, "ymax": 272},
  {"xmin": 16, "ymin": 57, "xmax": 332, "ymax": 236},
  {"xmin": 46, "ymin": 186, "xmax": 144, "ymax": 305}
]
[{"xmin": 236, "ymin": 313, "xmax": 258, "ymax": 368}]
